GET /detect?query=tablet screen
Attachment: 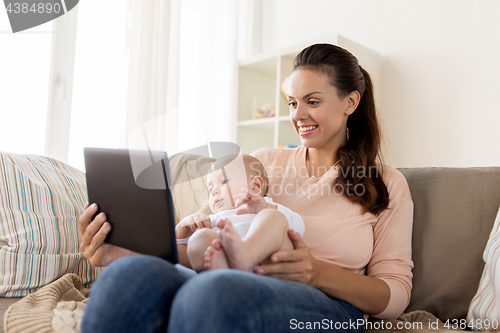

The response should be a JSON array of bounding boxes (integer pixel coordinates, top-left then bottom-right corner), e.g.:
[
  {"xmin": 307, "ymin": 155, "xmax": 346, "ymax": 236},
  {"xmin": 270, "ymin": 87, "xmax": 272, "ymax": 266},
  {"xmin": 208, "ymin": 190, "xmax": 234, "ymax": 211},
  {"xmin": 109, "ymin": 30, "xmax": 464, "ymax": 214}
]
[{"xmin": 84, "ymin": 147, "xmax": 177, "ymax": 263}]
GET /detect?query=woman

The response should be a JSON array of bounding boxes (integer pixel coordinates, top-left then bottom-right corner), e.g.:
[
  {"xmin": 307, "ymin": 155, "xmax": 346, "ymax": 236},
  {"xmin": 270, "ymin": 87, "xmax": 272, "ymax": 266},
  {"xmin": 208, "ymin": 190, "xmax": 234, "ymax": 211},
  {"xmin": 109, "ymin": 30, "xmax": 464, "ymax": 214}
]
[{"xmin": 79, "ymin": 43, "xmax": 413, "ymax": 333}]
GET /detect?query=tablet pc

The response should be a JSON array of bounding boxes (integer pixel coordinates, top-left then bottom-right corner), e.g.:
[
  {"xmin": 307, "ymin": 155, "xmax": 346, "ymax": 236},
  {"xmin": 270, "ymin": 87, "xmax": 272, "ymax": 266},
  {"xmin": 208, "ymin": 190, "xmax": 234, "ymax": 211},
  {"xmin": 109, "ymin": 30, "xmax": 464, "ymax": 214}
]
[{"xmin": 83, "ymin": 147, "xmax": 177, "ymax": 263}]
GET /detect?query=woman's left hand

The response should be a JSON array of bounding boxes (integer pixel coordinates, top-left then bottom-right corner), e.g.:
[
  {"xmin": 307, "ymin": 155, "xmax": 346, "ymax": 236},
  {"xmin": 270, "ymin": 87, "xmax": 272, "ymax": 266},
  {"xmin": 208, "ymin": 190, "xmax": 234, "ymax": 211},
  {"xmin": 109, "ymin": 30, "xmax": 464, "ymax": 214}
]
[{"xmin": 253, "ymin": 230, "xmax": 320, "ymax": 286}]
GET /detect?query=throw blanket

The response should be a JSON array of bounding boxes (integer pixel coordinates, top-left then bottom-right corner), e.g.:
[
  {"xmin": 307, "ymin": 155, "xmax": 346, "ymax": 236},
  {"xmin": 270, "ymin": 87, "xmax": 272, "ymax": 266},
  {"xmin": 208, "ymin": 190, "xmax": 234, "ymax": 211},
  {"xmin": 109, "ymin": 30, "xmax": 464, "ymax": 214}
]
[
  {"xmin": 3, "ymin": 274, "xmax": 485, "ymax": 333},
  {"xmin": 365, "ymin": 311, "xmax": 464, "ymax": 333},
  {"xmin": 4, "ymin": 274, "xmax": 88, "ymax": 333}
]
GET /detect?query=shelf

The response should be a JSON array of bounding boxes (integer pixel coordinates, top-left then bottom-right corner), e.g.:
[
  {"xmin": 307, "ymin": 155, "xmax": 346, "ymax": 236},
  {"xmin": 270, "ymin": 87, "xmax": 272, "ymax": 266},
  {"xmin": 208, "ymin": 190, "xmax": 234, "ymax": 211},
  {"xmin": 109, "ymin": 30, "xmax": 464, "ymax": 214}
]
[
  {"xmin": 239, "ymin": 57, "xmax": 277, "ymax": 78},
  {"xmin": 237, "ymin": 116, "xmax": 291, "ymax": 126},
  {"xmin": 238, "ymin": 117, "xmax": 276, "ymax": 127},
  {"xmin": 277, "ymin": 115, "xmax": 290, "ymax": 122}
]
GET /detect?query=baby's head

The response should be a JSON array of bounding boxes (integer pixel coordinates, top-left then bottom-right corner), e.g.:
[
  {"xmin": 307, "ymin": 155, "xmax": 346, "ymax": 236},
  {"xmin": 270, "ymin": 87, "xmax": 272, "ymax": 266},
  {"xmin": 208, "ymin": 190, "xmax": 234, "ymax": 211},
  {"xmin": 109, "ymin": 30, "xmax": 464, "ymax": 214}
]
[{"xmin": 207, "ymin": 154, "xmax": 268, "ymax": 214}]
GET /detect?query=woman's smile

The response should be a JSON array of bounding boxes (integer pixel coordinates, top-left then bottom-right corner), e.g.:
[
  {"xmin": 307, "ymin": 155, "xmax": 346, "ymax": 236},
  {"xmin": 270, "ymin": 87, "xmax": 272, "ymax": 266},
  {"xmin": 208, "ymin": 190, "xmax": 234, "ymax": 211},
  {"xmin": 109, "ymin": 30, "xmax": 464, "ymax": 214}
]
[{"xmin": 298, "ymin": 125, "xmax": 319, "ymax": 136}]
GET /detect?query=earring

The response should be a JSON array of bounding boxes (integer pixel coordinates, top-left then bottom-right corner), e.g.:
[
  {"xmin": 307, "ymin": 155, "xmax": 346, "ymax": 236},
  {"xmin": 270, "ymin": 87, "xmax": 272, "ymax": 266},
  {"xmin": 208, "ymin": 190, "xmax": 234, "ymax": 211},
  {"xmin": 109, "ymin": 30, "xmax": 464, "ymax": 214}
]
[{"xmin": 346, "ymin": 128, "xmax": 350, "ymax": 141}]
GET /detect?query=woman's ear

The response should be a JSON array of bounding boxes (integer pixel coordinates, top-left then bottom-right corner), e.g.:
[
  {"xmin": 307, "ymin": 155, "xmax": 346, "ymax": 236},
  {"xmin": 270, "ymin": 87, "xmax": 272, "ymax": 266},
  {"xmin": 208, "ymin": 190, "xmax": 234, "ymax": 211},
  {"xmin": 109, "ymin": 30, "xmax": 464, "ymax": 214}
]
[{"xmin": 345, "ymin": 91, "xmax": 361, "ymax": 116}]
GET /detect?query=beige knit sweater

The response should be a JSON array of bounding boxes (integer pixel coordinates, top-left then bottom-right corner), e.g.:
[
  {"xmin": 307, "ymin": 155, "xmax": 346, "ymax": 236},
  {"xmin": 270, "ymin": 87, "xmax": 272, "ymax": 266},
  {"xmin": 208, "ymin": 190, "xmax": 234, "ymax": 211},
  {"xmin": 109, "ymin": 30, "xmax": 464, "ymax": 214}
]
[{"xmin": 4, "ymin": 274, "xmax": 88, "ymax": 333}]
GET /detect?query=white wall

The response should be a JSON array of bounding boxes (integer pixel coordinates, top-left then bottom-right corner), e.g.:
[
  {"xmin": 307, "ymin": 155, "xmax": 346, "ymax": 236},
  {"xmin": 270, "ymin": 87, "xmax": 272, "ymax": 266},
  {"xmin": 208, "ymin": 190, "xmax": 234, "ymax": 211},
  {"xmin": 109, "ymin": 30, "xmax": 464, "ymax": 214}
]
[{"xmin": 261, "ymin": 0, "xmax": 500, "ymax": 167}]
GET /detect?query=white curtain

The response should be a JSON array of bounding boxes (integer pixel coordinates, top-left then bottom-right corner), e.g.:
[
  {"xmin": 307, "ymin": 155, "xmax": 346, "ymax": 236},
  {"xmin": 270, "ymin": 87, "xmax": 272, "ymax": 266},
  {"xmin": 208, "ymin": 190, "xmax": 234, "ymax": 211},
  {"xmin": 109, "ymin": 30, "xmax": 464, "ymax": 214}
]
[
  {"xmin": 124, "ymin": 0, "xmax": 241, "ymax": 156},
  {"xmin": 56, "ymin": 0, "xmax": 253, "ymax": 170},
  {"xmin": 124, "ymin": 0, "xmax": 180, "ymax": 154}
]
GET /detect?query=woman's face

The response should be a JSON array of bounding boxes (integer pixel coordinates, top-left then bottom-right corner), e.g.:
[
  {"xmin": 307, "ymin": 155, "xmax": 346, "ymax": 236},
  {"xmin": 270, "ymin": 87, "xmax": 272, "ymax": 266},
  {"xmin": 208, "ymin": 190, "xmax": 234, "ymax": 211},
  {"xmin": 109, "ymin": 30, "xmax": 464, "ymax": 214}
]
[{"xmin": 287, "ymin": 68, "xmax": 357, "ymax": 152}]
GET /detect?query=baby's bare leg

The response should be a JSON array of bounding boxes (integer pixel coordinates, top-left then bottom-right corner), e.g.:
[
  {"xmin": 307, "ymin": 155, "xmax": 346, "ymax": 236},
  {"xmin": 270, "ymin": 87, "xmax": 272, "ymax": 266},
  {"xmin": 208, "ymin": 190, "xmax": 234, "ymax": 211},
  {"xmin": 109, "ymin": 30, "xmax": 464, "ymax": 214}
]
[
  {"xmin": 219, "ymin": 209, "xmax": 292, "ymax": 271},
  {"xmin": 187, "ymin": 228, "xmax": 218, "ymax": 272}
]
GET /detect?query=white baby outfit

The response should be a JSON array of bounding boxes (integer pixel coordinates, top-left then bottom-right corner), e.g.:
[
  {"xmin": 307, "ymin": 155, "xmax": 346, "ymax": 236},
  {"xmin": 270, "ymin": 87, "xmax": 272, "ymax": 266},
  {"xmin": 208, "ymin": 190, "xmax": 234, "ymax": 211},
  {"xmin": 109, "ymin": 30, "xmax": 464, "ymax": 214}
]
[{"xmin": 177, "ymin": 197, "xmax": 304, "ymax": 245}]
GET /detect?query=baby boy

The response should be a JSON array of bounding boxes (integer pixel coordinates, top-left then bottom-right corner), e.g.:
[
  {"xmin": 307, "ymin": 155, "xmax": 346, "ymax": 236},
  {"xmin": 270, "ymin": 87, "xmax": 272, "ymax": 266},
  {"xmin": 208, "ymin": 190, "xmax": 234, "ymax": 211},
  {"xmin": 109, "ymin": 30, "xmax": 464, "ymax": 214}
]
[{"xmin": 175, "ymin": 154, "xmax": 304, "ymax": 272}]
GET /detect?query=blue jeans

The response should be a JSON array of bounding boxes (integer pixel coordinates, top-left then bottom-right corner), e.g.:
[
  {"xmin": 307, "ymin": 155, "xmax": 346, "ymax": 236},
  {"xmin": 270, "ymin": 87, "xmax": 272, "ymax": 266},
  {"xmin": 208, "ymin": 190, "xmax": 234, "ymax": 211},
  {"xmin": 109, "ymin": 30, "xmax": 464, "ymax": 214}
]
[{"xmin": 81, "ymin": 256, "xmax": 364, "ymax": 333}]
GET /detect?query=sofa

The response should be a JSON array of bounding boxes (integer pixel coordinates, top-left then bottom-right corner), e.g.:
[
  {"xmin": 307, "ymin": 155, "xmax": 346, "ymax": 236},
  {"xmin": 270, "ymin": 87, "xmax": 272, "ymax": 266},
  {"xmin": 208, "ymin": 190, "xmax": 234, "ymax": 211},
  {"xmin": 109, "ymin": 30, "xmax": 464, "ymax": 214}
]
[{"xmin": 1, "ymin": 151, "xmax": 500, "ymax": 333}]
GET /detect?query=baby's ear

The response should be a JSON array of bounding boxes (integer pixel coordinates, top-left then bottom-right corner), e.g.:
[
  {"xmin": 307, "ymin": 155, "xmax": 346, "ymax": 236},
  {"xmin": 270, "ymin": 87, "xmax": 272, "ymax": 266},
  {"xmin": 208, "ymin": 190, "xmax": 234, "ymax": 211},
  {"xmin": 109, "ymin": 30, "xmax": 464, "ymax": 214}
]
[{"xmin": 250, "ymin": 176, "xmax": 264, "ymax": 194}]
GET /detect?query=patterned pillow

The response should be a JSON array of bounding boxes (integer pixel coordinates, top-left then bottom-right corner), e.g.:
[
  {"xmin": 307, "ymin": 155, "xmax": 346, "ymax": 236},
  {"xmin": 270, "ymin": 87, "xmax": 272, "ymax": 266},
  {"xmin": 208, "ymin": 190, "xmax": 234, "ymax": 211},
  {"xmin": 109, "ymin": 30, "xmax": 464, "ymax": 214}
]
[
  {"xmin": 0, "ymin": 152, "xmax": 102, "ymax": 297},
  {"xmin": 467, "ymin": 205, "xmax": 500, "ymax": 330}
]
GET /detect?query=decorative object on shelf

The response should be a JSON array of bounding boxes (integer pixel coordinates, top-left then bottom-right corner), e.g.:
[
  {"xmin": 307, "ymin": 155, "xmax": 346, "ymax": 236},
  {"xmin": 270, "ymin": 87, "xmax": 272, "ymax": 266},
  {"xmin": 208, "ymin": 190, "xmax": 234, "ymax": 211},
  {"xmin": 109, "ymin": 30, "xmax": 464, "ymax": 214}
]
[
  {"xmin": 278, "ymin": 144, "xmax": 299, "ymax": 149},
  {"xmin": 255, "ymin": 102, "xmax": 275, "ymax": 119},
  {"xmin": 280, "ymin": 75, "xmax": 290, "ymax": 98}
]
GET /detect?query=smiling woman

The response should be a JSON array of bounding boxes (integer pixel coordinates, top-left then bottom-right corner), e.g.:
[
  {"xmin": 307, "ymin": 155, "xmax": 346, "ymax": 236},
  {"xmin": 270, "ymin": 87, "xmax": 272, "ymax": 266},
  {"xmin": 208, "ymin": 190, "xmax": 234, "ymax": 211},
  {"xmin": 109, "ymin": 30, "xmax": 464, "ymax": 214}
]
[
  {"xmin": 289, "ymin": 44, "xmax": 389, "ymax": 216},
  {"xmin": 77, "ymin": 42, "xmax": 413, "ymax": 333}
]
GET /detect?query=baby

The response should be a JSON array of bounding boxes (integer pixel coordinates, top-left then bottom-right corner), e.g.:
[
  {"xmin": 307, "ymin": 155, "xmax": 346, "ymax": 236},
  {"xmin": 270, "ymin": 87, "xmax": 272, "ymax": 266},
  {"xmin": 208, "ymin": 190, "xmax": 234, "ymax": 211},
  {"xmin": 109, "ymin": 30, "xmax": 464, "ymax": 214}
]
[{"xmin": 175, "ymin": 154, "xmax": 305, "ymax": 272}]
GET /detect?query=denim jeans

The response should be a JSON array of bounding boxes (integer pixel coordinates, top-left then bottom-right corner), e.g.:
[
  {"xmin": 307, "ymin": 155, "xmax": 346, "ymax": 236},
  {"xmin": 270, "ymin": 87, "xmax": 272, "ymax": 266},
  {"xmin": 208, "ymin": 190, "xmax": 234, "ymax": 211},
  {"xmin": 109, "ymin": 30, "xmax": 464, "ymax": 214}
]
[{"xmin": 81, "ymin": 256, "xmax": 364, "ymax": 333}]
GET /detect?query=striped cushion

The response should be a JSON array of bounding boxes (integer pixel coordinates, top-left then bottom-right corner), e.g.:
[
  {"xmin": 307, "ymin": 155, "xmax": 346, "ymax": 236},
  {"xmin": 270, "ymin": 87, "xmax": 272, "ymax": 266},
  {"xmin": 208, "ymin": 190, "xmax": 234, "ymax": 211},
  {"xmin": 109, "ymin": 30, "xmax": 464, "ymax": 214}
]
[
  {"xmin": 467, "ymin": 205, "xmax": 500, "ymax": 328},
  {"xmin": 0, "ymin": 152, "xmax": 102, "ymax": 297}
]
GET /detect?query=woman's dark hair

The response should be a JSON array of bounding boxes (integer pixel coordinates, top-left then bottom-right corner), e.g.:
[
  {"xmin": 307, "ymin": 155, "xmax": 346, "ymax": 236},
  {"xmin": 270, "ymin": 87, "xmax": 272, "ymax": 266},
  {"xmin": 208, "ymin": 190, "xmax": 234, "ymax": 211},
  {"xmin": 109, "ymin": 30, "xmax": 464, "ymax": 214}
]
[{"xmin": 293, "ymin": 43, "xmax": 389, "ymax": 215}]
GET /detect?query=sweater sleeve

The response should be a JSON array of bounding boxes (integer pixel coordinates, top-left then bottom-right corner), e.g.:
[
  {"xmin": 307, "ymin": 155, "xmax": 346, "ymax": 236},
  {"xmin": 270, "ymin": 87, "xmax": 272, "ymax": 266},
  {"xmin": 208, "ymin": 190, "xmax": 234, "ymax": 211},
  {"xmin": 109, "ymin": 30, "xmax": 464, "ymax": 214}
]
[{"xmin": 368, "ymin": 167, "xmax": 414, "ymax": 319}]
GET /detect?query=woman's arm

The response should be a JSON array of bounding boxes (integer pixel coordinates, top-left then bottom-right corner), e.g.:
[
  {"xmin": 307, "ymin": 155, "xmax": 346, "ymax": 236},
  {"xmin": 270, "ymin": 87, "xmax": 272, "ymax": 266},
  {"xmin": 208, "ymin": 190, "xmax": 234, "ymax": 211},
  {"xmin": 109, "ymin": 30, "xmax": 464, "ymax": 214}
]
[
  {"xmin": 309, "ymin": 252, "xmax": 390, "ymax": 315},
  {"xmin": 254, "ymin": 230, "xmax": 390, "ymax": 315}
]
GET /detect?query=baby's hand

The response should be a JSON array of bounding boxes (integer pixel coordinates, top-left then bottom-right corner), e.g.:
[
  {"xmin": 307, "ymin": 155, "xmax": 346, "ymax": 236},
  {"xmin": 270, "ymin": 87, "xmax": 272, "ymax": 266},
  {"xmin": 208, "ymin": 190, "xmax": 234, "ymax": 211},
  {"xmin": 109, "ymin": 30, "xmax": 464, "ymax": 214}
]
[
  {"xmin": 179, "ymin": 213, "xmax": 212, "ymax": 232},
  {"xmin": 233, "ymin": 188, "xmax": 273, "ymax": 215}
]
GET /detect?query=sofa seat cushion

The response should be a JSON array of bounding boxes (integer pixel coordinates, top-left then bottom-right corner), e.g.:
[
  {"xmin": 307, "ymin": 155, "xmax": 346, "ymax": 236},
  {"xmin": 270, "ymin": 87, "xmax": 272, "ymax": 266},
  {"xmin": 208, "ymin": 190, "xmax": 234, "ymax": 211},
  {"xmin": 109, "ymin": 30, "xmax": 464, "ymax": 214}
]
[{"xmin": 0, "ymin": 152, "xmax": 102, "ymax": 297}]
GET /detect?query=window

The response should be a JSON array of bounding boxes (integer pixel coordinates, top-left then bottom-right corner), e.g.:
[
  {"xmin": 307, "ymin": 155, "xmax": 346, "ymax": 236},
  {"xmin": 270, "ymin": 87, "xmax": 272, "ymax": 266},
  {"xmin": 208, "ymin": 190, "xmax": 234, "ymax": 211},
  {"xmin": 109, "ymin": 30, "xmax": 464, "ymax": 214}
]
[
  {"xmin": 0, "ymin": 10, "xmax": 53, "ymax": 155},
  {"xmin": 67, "ymin": 0, "xmax": 128, "ymax": 171}
]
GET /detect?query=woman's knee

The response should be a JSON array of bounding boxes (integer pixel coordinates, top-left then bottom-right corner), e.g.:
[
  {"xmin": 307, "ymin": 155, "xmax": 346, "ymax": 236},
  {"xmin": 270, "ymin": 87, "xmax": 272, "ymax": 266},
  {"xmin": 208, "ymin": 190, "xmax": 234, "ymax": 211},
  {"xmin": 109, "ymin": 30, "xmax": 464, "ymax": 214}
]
[
  {"xmin": 172, "ymin": 270, "xmax": 277, "ymax": 313},
  {"xmin": 168, "ymin": 270, "xmax": 267, "ymax": 332},
  {"xmin": 83, "ymin": 256, "xmax": 190, "ymax": 333},
  {"xmin": 91, "ymin": 255, "xmax": 186, "ymax": 294}
]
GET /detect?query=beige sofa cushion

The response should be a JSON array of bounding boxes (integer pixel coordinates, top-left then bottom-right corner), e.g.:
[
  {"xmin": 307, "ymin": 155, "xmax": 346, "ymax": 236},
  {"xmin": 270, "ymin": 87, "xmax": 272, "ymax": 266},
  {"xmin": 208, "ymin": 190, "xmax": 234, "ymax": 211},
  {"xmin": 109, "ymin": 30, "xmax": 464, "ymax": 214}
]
[
  {"xmin": 168, "ymin": 153, "xmax": 213, "ymax": 223},
  {"xmin": 400, "ymin": 167, "xmax": 500, "ymax": 322}
]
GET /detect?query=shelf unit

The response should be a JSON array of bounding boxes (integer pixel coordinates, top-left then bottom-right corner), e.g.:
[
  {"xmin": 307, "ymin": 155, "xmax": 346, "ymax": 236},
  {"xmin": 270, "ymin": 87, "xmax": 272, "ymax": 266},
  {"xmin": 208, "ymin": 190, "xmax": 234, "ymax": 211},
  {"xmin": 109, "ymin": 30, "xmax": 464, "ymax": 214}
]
[{"xmin": 234, "ymin": 35, "xmax": 381, "ymax": 154}]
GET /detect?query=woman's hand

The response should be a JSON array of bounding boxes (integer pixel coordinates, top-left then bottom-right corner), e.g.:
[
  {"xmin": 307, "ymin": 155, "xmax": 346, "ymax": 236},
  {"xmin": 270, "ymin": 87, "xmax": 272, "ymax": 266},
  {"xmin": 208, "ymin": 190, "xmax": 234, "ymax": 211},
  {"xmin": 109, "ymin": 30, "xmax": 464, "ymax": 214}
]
[
  {"xmin": 234, "ymin": 188, "xmax": 275, "ymax": 215},
  {"xmin": 79, "ymin": 203, "xmax": 136, "ymax": 267},
  {"xmin": 254, "ymin": 230, "xmax": 392, "ymax": 315},
  {"xmin": 253, "ymin": 230, "xmax": 320, "ymax": 286}
]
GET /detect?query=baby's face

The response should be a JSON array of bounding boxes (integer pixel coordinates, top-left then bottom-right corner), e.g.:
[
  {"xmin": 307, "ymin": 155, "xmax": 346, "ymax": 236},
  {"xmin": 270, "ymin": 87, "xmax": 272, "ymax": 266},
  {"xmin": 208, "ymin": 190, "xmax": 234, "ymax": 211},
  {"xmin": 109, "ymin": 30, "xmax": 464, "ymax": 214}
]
[{"xmin": 207, "ymin": 163, "xmax": 249, "ymax": 214}]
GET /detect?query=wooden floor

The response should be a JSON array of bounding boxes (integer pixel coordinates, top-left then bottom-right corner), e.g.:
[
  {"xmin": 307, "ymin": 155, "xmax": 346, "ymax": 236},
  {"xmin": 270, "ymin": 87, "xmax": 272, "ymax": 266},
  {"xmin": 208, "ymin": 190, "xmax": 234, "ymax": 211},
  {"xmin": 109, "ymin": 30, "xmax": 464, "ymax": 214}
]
[{"xmin": 0, "ymin": 298, "xmax": 22, "ymax": 333}]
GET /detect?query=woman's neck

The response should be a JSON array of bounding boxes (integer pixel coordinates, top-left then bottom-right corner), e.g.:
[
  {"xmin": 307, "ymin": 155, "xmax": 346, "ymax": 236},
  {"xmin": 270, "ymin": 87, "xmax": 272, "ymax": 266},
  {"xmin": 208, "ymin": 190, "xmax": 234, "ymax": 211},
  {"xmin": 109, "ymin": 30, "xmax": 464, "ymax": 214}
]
[{"xmin": 306, "ymin": 147, "xmax": 340, "ymax": 178}]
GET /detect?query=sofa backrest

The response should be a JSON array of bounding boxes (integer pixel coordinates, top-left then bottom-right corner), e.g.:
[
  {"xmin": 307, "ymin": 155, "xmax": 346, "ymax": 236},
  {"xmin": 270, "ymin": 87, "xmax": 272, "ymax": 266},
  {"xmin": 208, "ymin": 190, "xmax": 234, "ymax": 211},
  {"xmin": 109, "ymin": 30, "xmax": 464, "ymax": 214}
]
[
  {"xmin": 169, "ymin": 153, "xmax": 213, "ymax": 223},
  {"xmin": 400, "ymin": 167, "xmax": 500, "ymax": 321}
]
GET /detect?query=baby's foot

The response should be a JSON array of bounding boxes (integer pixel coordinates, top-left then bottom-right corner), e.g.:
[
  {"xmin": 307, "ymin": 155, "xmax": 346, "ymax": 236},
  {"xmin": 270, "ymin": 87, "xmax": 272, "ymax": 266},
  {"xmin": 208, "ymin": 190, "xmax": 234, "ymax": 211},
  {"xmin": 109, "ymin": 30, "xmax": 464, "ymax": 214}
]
[
  {"xmin": 204, "ymin": 239, "xmax": 229, "ymax": 270},
  {"xmin": 219, "ymin": 221, "xmax": 254, "ymax": 271}
]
